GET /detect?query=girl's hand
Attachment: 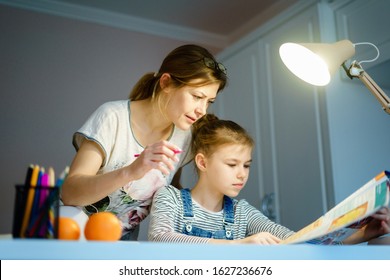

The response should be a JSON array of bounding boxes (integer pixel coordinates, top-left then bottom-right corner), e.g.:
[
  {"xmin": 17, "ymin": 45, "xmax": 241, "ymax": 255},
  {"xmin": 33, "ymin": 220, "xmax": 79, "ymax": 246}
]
[
  {"xmin": 130, "ymin": 140, "xmax": 182, "ymax": 179},
  {"xmin": 241, "ymin": 232, "xmax": 281, "ymax": 245},
  {"xmin": 363, "ymin": 207, "xmax": 390, "ymax": 241}
]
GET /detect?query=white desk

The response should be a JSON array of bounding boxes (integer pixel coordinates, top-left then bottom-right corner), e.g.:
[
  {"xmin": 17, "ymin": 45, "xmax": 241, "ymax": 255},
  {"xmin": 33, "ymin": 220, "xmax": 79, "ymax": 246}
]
[{"xmin": 1, "ymin": 239, "xmax": 389, "ymax": 260}]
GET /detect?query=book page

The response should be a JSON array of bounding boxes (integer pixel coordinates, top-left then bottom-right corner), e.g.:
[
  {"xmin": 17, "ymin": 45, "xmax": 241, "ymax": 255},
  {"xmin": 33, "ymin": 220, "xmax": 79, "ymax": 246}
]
[{"xmin": 281, "ymin": 171, "xmax": 389, "ymax": 244}]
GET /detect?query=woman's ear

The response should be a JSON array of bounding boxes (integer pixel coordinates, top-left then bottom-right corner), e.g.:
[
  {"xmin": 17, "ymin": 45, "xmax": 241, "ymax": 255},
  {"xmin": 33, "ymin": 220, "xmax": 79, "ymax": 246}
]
[
  {"xmin": 195, "ymin": 153, "xmax": 207, "ymax": 171},
  {"xmin": 159, "ymin": 73, "xmax": 171, "ymax": 90}
]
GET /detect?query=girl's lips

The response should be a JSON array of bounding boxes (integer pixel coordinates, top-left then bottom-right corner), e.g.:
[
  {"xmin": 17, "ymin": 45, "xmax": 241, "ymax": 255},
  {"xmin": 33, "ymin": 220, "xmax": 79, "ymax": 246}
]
[{"xmin": 233, "ymin": 184, "xmax": 244, "ymax": 190}]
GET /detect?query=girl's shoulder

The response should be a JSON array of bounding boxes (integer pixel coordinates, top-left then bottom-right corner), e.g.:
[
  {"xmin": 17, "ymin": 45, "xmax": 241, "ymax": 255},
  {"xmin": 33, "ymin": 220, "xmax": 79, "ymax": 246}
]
[
  {"xmin": 235, "ymin": 198, "xmax": 256, "ymax": 210},
  {"xmin": 155, "ymin": 185, "xmax": 182, "ymax": 199}
]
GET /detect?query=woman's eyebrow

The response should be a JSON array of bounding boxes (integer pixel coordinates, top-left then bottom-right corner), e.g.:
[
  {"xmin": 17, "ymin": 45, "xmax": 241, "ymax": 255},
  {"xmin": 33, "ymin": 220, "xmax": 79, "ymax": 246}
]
[{"xmin": 192, "ymin": 90, "xmax": 207, "ymax": 96}]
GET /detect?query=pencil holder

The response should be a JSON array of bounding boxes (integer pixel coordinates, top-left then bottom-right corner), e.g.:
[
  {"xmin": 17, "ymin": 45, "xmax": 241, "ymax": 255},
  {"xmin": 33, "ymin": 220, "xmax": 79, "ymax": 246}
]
[{"xmin": 12, "ymin": 185, "xmax": 60, "ymax": 239}]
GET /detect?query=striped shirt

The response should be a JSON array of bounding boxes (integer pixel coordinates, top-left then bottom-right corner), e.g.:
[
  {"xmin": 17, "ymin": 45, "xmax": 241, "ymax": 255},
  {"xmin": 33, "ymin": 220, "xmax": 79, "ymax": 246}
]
[{"xmin": 148, "ymin": 185, "xmax": 295, "ymax": 243}]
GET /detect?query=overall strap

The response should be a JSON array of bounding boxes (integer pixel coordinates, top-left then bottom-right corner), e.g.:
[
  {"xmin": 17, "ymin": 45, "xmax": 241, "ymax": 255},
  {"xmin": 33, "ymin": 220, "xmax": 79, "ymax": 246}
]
[
  {"xmin": 223, "ymin": 195, "xmax": 235, "ymax": 239},
  {"xmin": 180, "ymin": 188, "xmax": 194, "ymax": 217},
  {"xmin": 223, "ymin": 195, "xmax": 234, "ymax": 224}
]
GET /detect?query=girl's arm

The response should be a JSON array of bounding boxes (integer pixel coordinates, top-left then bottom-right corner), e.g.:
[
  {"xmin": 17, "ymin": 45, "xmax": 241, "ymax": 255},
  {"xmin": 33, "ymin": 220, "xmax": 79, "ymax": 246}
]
[
  {"xmin": 209, "ymin": 233, "xmax": 281, "ymax": 245},
  {"xmin": 343, "ymin": 207, "xmax": 390, "ymax": 244},
  {"xmin": 148, "ymin": 189, "xmax": 286, "ymax": 245},
  {"xmin": 148, "ymin": 186, "xmax": 210, "ymax": 244}
]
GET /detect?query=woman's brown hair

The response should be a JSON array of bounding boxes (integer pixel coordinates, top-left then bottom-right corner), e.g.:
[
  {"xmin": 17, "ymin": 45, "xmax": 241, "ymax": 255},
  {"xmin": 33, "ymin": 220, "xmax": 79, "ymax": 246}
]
[{"xmin": 129, "ymin": 44, "xmax": 227, "ymax": 101}]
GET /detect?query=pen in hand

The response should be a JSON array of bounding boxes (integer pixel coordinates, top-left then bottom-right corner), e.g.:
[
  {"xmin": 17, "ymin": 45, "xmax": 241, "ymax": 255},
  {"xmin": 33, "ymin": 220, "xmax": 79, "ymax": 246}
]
[{"xmin": 134, "ymin": 149, "xmax": 183, "ymax": 157}]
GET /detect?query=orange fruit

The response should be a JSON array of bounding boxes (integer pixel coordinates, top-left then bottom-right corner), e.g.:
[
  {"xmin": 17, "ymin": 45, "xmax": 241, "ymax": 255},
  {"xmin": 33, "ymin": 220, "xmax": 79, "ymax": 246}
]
[
  {"xmin": 58, "ymin": 217, "xmax": 80, "ymax": 240},
  {"xmin": 84, "ymin": 212, "xmax": 122, "ymax": 241}
]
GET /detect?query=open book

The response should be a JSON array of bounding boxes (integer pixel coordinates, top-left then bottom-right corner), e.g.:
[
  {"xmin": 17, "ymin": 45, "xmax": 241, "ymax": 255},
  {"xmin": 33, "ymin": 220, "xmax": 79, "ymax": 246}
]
[{"xmin": 281, "ymin": 171, "xmax": 390, "ymax": 244}]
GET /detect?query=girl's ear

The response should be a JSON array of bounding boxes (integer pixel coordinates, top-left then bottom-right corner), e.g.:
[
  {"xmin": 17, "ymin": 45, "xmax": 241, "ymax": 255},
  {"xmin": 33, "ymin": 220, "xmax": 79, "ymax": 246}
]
[
  {"xmin": 159, "ymin": 73, "xmax": 171, "ymax": 90},
  {"xmin": 194, "ymin": 153, "xmax": 207, "ymax": 171}
]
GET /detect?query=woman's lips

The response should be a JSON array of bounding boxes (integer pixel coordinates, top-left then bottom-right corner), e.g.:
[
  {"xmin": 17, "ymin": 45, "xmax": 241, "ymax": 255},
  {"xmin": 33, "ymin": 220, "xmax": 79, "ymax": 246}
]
[{"xmin": 186, "ymin": 115, "xmax": 196, "ymax": 123}]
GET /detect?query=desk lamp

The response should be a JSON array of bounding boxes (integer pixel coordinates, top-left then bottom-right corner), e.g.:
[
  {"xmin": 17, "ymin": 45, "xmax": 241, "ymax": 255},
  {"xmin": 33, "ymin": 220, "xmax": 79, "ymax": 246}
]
[{"xmin": 279, "ymin": 40, "xmax": 390, "ymax": 114}]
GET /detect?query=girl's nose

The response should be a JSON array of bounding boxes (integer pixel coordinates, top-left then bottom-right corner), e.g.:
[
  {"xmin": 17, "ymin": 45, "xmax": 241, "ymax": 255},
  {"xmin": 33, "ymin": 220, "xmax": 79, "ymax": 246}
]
[{"xmin": 237, "ymin": 168, "xmax": 246, "ymax": 180}]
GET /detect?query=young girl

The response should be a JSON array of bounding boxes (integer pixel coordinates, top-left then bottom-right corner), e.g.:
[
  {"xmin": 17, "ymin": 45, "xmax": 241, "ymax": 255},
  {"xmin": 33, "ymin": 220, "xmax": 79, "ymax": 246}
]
[
  {"xmin": 148, "ymin": 114, "xmax": 390, "ymax": 244},
  {"xmin": 61, "ymin": 45, "xmax": 227, "ymax": 240}
]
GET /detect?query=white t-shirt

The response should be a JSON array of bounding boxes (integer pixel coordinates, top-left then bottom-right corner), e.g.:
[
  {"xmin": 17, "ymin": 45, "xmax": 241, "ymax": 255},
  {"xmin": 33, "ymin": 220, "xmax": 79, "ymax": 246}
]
[{"xmin": 73, "ymin": 100, "xmax": 192, "ymax": 237}]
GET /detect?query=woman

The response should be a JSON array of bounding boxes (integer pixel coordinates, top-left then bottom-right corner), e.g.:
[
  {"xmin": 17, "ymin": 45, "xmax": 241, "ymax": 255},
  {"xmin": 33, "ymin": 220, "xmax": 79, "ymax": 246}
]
[{"xmin": 61, "ymin": 44, "xmax": 228, "ymax": 240}]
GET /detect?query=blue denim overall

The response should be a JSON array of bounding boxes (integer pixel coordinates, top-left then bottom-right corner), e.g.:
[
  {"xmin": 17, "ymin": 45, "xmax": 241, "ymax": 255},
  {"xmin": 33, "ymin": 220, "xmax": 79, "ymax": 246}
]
[{"xmin": 180, "ymin": 188, "xmax": 234, "ymax": 240}]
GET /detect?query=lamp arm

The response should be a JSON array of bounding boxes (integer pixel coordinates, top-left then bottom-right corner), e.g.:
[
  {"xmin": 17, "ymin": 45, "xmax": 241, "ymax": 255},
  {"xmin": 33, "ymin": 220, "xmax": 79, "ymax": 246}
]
[
  {"xmin": 343, "ymin": 62, "xmax": 390, "ymax": 114},
  {"xmin": 358, "ymin": 71, "xmax": 390, "ymax": 114}
]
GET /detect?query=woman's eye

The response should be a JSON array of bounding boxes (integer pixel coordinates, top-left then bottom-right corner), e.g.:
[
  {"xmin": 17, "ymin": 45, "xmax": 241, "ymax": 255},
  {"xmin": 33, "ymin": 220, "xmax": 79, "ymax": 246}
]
[
  {"xmin": 244, "ymin": 164, "xmax": 251, "ymax": 169},
  {"xmin": 193, "ymin": 95, "xmax": 202, "ymax": 100}
]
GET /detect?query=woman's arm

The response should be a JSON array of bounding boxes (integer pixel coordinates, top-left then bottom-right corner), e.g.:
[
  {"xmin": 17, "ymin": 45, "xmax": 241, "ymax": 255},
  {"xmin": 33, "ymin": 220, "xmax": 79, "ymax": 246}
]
[
  {"xmin": 61, "ymin": 140, "xmax": 141, "ymax": 206},
  {"xmin": 61, "ymin": 139, "xmax": 181, "ymax": 206}
]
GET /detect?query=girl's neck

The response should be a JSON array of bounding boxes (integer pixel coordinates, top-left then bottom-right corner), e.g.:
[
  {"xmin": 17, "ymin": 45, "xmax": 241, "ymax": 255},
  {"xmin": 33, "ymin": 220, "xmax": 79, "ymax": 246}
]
[
  {"xmin": 130, "ymin": 99, "xmax": 173, "ymax": 146},
  {"xmin": 191, "ymin": 183, "xmax": 224, "ymax": 212}
]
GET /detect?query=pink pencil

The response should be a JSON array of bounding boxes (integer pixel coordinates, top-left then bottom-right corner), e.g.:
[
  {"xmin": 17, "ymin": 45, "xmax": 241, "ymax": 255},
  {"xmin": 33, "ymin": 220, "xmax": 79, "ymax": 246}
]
[{"xmin": 134, "ymin": 150, "xmax": 183, "ymax": 157}]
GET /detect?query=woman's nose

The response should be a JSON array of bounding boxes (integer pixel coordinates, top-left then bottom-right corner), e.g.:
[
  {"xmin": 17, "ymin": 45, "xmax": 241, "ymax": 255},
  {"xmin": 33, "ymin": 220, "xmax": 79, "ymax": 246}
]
[{"xmin": 195, "ymin": 102, "xmax": 207, "ymax": 116}]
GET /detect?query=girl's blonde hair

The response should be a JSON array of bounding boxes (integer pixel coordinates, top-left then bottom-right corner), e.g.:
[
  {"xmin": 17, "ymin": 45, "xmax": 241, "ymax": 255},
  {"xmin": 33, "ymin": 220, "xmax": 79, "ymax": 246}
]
[
  {"xmin": 191, "ymin": 114, "xmax": 254, "ymax": 159},
  {"xmin": 129, "ymin": 44, "xmax": 227, "ymax": 101}
]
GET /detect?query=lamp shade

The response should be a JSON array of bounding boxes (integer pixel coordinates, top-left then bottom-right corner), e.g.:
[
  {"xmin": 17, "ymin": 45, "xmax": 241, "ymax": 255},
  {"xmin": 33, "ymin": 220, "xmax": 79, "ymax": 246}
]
[{"xmin": 279, "ymin": 40, "xmax": 355, "ymax": 86}]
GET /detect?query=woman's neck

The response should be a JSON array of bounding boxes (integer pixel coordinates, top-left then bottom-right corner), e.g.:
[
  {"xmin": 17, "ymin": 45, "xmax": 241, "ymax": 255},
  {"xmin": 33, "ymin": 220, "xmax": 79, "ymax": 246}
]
[{"xmin": 130, "ymin": 99, "xmax": 173, "ymax": 146}]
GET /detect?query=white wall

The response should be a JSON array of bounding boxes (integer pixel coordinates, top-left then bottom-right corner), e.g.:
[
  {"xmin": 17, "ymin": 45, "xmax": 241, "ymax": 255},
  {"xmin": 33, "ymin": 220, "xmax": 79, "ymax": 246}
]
[
  {"xmin": 0, "ymin": 5, "xmax": 217, "ymax": 239},
  {"xmin": 319, "ymin": 0, "xmax": 390, "ymax": 203},
  {"xmin": 2, "ymin": 0, "xmax": 389, "ymax": 242}
]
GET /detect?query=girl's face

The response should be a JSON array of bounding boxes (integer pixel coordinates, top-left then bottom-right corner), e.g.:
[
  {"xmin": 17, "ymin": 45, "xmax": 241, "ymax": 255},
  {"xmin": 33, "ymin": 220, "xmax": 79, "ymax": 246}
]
[
  {"xmin": 202, "ymin": 144, "xmax": 252, "ymax": 198},
  {"xmin": 165, "ymin": 80, "xmax": 219, "ymax": 130}
]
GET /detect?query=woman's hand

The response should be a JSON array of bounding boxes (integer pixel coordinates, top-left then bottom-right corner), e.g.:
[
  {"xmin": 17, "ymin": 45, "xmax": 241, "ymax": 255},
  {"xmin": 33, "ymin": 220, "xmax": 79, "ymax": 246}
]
[
  {"xmin": 62, "ymin": 140, "xmax": 182, "ymax": 206},
  {"xmin": 130, "ymin": 140, "xmax": 182, "ymax": 179}
]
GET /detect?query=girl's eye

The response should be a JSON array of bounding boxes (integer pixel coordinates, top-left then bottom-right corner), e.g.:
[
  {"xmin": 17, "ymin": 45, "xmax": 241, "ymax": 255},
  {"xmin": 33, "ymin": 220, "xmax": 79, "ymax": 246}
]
[
  {"xmin": 208, "ymin": 100, "xmax": 215, "ymax": 104},
  {"xmin": 227, "ymin": 164, "xmax": 236, "ymax": 167},
  {"xmin": 244, "ymin": 164, "xmax": 251, "ymax": 169}
]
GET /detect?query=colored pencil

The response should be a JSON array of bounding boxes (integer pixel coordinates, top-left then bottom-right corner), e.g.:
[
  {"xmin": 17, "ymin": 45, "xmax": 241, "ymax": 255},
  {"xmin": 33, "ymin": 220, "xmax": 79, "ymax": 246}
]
[{"xmin": 20, "ymin": 164, "xmax": 40, "ymax": 237}]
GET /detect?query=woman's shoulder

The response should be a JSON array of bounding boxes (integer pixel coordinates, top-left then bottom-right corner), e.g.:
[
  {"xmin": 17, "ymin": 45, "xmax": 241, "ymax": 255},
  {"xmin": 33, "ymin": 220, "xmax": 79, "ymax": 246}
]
[
  {"xmin": 87, "ymin": 100, "xmax": 129, "ymax": 121},
  {"xmin": 97, "ymin": 100, "xmax": 129, "ymax": 112}
]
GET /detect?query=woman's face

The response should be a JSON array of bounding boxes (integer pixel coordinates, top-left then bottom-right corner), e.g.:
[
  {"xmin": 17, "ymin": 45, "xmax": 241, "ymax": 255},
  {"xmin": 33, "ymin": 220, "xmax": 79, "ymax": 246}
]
[{"xmin": 165, "ymin": 81, "xmax": 219, "ymax": 130}]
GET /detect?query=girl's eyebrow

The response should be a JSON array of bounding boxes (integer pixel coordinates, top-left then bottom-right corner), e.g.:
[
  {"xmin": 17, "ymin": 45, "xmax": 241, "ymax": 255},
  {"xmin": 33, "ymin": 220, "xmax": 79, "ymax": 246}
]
[{"xmin": 225, "ymin": 158, "xmax": 252, "ymax": 163}]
